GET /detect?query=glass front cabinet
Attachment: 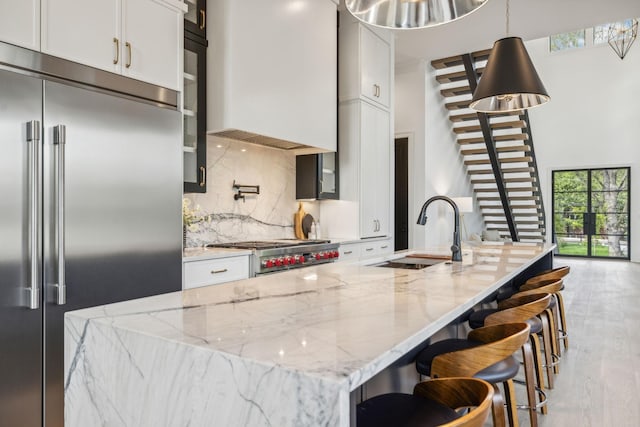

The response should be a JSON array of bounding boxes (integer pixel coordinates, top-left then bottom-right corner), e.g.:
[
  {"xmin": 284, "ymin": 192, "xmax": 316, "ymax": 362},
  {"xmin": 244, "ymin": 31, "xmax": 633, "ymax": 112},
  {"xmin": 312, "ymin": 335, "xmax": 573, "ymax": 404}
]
[
  {"xmin": 183, "ymin": 26, "xmax": 207, "ymax": 193},
  {"xmin": 296, "ymin": 153, "xmax": 339, "ymax": 200}
]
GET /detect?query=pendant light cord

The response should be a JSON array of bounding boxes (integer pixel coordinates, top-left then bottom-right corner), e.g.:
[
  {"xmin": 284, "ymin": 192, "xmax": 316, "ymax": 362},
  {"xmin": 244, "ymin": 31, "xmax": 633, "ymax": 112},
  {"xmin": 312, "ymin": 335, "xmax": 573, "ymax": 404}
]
[{"xmin": 506, "ymin": 0, "xmax": 510, "ymax": 37}]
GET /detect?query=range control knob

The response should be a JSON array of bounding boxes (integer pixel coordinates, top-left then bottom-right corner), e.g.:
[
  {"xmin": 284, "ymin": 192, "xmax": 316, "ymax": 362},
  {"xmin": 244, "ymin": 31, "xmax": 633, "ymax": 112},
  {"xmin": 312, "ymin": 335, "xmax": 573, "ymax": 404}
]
[
  {"xmin": 322, "ymin": 252, "xmax": 330, "ymax": 259},
  {"xmin": 275, "ymin": 258, "xmax": 283, "ymax": 267},
  {"xmin": 265, "ymin": 259, "xmax": 274, "ymax": 268},
  {"xmin": 333, "ymin": 251, "xmax": 340, "ymax": 258},
  {"xmin": 299, "ymin": 255, "xmax": 306, "ymax": 263},
  {"xmin": 283, "ymin": 257, "xmax": 290, "ymax": 266},
  {"xmin": 315, "ymin": 253, "xmax": 321, "ymax": 261}
]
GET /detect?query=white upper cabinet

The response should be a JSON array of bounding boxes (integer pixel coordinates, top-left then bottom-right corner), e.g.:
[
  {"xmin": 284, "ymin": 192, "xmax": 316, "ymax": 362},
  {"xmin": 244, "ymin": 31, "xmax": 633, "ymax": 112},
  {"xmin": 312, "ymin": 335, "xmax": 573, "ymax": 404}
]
[
  {"xmin": 207, "ymin": 0, "xmax": 337, "ymax": 152},
  {"xmin": 339, "ymin": 19, "xmax": 391, "ymax": 110},
  {"xmin": 41, "ymin": 0, "xmax": 183, "ymax": 90},
  {"xmin": 360, "ymin": 27, "xmax": 391, "ymax": 108},
  {"xmin": 121, "ymin": 0, "xmax": 181, "ymax": 89},
  {"xmin": 0, "ymin": 0, "xmax": 40, "ymax": 51},
  {"xmin": 41, "ymin": 0, "xmax": 120, "ymax": 73}
]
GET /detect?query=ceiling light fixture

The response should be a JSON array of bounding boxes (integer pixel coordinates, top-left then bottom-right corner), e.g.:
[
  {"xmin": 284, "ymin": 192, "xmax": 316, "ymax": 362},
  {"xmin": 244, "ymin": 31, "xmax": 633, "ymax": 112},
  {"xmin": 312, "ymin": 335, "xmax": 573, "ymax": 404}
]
[
  {"xmin": 607, "ymin": 18, "xmax": 638, "ymax": 60},
  {"xmin": 469, "ymin": 0, "xmax": 549, "ymax": 112},
  {"xmin": 344, "ymin": 0, "xmax": 489, "ymax": 30}
]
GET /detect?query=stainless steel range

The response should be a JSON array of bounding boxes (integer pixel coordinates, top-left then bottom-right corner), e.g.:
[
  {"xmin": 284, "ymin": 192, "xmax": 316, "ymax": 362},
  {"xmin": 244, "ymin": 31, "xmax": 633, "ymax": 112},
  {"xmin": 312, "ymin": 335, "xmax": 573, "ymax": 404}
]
[{"xmin": 207, "ymin": 239, "xmax": 340, "ymax": 276}]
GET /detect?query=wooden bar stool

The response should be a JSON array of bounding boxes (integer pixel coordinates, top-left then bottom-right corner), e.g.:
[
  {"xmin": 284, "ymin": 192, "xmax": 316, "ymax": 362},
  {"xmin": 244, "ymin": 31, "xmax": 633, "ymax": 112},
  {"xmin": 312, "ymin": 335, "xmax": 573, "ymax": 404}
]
[
  {"xmin": 356, "ymin": 377, "xmax": 494, "ymax": 427},
  {"xmin": 524, "ymin": 266, "xmax": 570, "ymax": 286},
  {"xmin": 496, "ymin": 265, "xmax": 570, "ymax": 303},
  {"xmin": 521, "ymin": 275, "xmax": 569, "ymax": 353},
  {"xmin": 514, "ymin": 278, "xmax": 564, "ymax": 373},
  {"xmin": 467, "ymin": 293, "xmax": 553, "ymax": 422},
  {"xmin": 415, "ymin": 322, "xmax": 532, "ymax": 427}
]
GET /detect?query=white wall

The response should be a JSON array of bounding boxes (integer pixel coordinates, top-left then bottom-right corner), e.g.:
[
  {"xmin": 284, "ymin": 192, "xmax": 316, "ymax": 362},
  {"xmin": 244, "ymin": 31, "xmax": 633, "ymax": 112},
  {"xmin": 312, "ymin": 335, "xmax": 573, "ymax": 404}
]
[
  {"xmin": 395, "ymin": 61, "xmax": 427, "ymax": 248},
  {"xmin": 526, "ymin": 38, "xmax": 640, "ymax": 261},
  {"xmin": 395, "ymin": 61, "xmax": 483, "ymax": 249}
]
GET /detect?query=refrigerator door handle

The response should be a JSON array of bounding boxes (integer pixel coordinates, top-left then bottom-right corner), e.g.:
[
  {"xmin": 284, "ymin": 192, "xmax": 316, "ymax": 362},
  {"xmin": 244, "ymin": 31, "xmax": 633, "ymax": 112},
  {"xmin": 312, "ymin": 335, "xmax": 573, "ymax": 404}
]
[
  {"xmin": 53, "ymin": 125, "xmax": 67, "ymax": 305},
  {"xmin": 26, "ymin": 120, "xmax": 41, "ymax": 310}
]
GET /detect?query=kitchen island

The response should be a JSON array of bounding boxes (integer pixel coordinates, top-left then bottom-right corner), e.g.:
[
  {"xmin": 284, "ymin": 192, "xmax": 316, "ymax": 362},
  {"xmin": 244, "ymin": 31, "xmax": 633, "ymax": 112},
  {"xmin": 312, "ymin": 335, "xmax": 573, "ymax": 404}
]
[{"xmin": 64, "ymin": 242, "xmax": 554, "ymax": 426}]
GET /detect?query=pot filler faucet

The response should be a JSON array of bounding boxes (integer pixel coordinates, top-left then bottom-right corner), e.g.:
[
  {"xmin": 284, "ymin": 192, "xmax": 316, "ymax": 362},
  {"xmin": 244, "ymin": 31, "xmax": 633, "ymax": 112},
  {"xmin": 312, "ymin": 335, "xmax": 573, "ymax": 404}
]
[{"xmin": 417, "ymin": 195, "xmax": 462, "ymax": 262}]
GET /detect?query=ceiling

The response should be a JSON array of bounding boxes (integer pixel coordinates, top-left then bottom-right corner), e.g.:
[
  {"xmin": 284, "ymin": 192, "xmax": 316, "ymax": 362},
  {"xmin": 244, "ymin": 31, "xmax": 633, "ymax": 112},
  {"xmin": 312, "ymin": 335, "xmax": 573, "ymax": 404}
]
[{"xmin": 393, "ymin": 0, "xmax": 640, "ymax": 65}]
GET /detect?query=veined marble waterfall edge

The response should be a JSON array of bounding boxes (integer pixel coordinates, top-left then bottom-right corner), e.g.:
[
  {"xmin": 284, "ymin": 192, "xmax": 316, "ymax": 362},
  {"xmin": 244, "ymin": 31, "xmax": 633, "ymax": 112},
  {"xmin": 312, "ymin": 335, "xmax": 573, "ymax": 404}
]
[{"xmin": 64, "ymin": 315, "xmax": 348, "ymax": 427}]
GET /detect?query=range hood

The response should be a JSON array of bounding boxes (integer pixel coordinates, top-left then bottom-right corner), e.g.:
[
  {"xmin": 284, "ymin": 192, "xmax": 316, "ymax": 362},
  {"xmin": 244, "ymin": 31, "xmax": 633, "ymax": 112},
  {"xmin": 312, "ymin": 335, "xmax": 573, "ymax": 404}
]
[{"xmin": 207, "ymin": 0, "xmax": 338, "ymax": 153}]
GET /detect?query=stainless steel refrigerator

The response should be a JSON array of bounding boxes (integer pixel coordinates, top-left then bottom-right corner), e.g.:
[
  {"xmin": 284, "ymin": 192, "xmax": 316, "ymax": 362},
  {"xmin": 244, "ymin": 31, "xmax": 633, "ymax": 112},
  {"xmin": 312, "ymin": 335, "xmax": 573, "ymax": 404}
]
[{"xmin": 0, "ymin": 42, "xmax": 183, "ymax": 426}]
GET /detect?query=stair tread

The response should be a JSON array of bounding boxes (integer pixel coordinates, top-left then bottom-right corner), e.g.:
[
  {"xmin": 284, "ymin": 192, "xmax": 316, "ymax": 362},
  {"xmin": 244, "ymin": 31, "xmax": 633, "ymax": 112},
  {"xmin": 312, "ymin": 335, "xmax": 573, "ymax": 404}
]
[
  {"xmin": 465, "ymin": 156, "xmax": 533, "ymax": 165},
  {"xmin": 430, "ymin": 49, "xmax": 492, "ymax": 69},
  {"xmin": 461, "ymin": 145, "xmax": 531, "ymax": 155},
  {"xmin": 467, "ymin": 167, "xmax": 535, "ymax": 175},
  {"xmin": 492, "ymin": 220, "xmax": 544, "ymax": 224},
  {"xmin": 453, "ymin": 120, "xmax": 527, "ymax": 133},
  {"xmin": 449, "ymin": 111, "xmax": 523, "ymax": 123},
  {"xmin": 469, "ymin": 177, "xmax": 537, "ymax": 184},
  {"xmin": 487, "ymin": 226, "xmax": 545, "ymax": 232},
  {"xmin": 481, "ymin": 204, "xmax": 540, "ymax": 209},
  {"xmin": 458, "ymin": 134, "xmax": 529, "ymax": 144},
  {"xmin": 474, "ymin": 187, "xmax": 538, "ymax": 193},
  {"xmin": 436, "ymin": 67, "xmax": 485, "ymax": 84},
  {"xmin": 446, "ymin": 98, "xmax": 474, "ymax": 109},
  {"xmin": 441, "ymin": 86, "xmax": 472, "ymax": 97},
  {"xmin": 477, "ymin": 196, "xmax": 540, "ymax": 201}
]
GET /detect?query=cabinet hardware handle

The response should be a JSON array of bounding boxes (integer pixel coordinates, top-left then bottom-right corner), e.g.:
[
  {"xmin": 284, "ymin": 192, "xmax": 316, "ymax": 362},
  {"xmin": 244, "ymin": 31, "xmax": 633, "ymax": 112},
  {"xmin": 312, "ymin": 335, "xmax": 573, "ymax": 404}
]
[
  {"xmin": 26, "ymin": 120, "xmax": 41, "ymax": 310},
  {"xmin": 365, "ymin": 248, "xmax": 374, "ymax": 252},
  {"xmin": 125, "ymin": 42, "xmax": 132, "ymax": 68},
  {"xmin": 344, "ymin": 250, "xmax": 353, "ymax": 255},
  {"xmin": 199, "ymin": 166, "xmax": 206, "ymax": 187},
  {"xmin": 53, "ymin": 125, "xmax": 67, "ymax": 306},
  {"xmin": 113, "ymin": 38, "xmax": 119, "ymax": 64},
  {"xmin": 381, "ymin": 245, "xmax": 388, "ymax": 249},
  {"xmin": 377, "ymin": 85, "xmax": 381, "ymax": 97},
  {"xmin": 211, "ymin": 269, "xmax": 228, "ymax": 274},
  {"xmin": 200, "ymin": 9, "xmax": 206, "ymax": 30}
]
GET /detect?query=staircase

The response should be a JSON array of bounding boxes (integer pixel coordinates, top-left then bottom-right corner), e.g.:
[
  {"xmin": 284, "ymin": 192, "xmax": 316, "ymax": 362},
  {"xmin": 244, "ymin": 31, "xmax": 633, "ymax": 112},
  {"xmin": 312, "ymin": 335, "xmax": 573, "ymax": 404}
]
[{"xmin": 431, "ymin": 50, "xmax": 546, "ymax": 243}]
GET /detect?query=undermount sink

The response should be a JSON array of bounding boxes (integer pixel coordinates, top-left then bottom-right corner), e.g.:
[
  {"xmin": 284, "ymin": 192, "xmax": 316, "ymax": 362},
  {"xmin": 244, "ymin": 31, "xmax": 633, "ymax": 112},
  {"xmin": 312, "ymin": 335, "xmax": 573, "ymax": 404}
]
[{"xmin": 372, "ymin": 255, "xmax": 450, "ymax": 270}]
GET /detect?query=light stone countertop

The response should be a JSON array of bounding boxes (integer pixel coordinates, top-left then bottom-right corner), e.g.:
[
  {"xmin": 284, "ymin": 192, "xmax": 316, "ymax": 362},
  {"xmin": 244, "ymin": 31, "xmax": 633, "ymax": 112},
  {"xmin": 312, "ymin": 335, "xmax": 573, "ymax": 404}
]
[
  {"xmin": 65, "ymin": 242, "xmax": 555, "ymax": 427},
  {"xmin": 182, "ymin": 246, "xmax": 253, "ymax": 261}
]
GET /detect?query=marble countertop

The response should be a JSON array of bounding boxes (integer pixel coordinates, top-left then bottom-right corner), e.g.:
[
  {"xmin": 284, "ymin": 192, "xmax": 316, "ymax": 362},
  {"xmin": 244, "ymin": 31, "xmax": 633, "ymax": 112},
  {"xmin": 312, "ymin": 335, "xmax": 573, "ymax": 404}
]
[
  {"xmin": 68, "ymin": 242, "xmax": 553, "ymax": 390},
  {"xmin": 182, "ymin": 246, "xmax": 253, "ymax": 261}
]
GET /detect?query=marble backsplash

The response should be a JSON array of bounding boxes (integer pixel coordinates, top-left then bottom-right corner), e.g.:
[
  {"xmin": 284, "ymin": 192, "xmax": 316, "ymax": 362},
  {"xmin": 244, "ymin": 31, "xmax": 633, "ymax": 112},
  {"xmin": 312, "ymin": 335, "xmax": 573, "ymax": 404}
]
[{"xmin": 183, "ymin": 137, "xmax": 319, "ymax": 247}]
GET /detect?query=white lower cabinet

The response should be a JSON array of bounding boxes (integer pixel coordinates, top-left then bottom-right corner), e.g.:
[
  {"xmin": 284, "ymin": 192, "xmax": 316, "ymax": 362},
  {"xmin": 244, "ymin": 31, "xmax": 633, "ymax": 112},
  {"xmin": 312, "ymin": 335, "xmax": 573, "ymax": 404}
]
[
  {"xmin": 337, "ymin": 238, "xmax": 393, "ymax": 262},
  {"xmin": 360, "ymin": 239, "xmax": 393, "ymax": 258},
  {"xmin": 183, "ymin": 255, "xmax": 250, "ymax": 289},
  {"xmin": 338, "ymin": 242, "xmax": 361, "ymax": 261}
]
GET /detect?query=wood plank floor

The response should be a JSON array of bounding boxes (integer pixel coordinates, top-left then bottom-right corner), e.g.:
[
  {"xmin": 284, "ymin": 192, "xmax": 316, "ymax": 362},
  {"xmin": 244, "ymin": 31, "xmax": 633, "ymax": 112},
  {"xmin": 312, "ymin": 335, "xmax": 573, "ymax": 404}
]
[{"xmin": 506, "ymin": 257, "xmax": 640, "ymax": 426}]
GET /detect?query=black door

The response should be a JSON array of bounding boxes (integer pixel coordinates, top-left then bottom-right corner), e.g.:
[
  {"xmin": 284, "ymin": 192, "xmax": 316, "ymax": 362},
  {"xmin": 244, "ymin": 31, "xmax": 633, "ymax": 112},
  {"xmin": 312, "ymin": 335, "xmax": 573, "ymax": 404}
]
[
  {"xmin": 553, "ymin": 167, "xmax": 630, "ymax": 259},
  {"xmin": 395, "ymin": 138, "xmax": 409, "ymax": 251}
]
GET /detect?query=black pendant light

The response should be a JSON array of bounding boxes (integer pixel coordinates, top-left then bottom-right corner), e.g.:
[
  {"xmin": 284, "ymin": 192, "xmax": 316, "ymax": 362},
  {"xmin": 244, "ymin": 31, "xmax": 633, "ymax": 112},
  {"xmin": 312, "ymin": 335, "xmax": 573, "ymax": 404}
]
[{"xmin": 469, "ymin": 0, "xmax": 549, "ymax": 112}]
